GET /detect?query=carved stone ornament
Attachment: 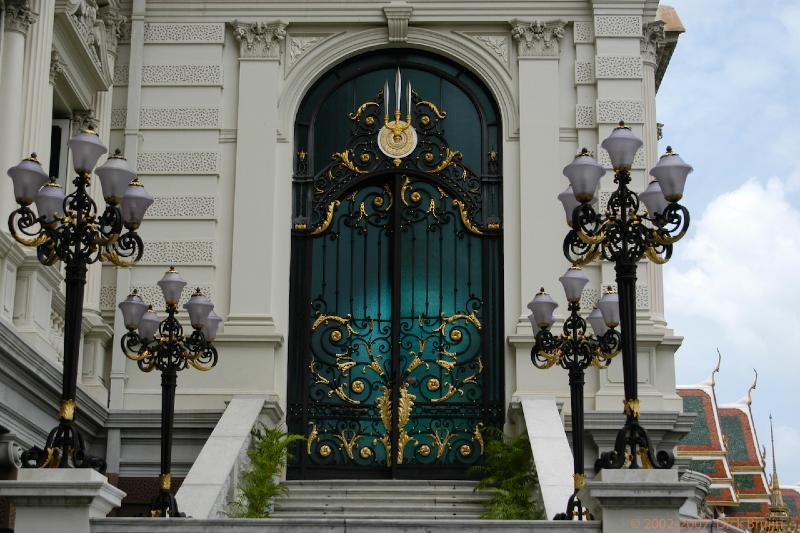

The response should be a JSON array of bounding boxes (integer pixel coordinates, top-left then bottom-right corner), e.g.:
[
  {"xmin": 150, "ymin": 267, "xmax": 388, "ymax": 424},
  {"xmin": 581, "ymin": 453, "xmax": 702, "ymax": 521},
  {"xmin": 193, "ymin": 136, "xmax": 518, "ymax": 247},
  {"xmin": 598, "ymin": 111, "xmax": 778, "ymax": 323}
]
[
  {"xmin": 99, "ymin": 5, "xmax": 127, "ymax": 57},
  {"xmin": 383, "ymin": 2, "xmax": 413, "ymax": 43},
  {"xmin": 4, "ymin": 1, "xmax": 38, "ymax": 35},
  {"xmin": 510, "ymin": 19, "xmax": 566, "ymax": 58},
  {"xmin": 71, "ymin": 110, "xmax": 98, "ymax": 136},
  {"xmin": 65, "ymin": 0, "xmax": 104, "ymax": 72},
  {"xmin": 228, "ymin": 20, "xmax": 288, "ymax": 59},
  {"xmin": 50, "ymin": 48, "xmax": 66, "ymax": 85},
  {"xmin": 641, "ymin": 21, "xmax": 666, "ymax": 66}
]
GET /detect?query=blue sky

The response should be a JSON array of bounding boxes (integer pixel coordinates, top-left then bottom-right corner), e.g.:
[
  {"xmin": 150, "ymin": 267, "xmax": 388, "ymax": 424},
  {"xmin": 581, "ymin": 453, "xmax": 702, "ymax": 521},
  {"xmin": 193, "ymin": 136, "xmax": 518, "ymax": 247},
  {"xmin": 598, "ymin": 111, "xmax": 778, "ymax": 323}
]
[{"xmin": 657, "ymin": 1, "xmax": 800, "ymax": 483}]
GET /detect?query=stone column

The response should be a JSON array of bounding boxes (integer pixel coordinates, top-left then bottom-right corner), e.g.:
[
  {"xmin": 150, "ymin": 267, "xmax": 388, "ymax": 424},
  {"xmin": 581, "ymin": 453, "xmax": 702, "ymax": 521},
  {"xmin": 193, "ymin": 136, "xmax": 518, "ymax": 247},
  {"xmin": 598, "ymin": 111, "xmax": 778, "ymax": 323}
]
[
  {"xmin": 0, "ymin": 1, "xmax": 38, "ymax": 223},
  {"xmin": 80, "ymin": 6, "xmax": 124, "ymax": 403},
  {"xmin": 20, "ymin": 0, "xmax": 55, "ymax": 167},
  {"xmin": 642, "ymin": 21, "xmax": 666, "ymax": 324},
  {"xmin": 226, "ymin": 20, "xmax": 287, "ymax": 338}
]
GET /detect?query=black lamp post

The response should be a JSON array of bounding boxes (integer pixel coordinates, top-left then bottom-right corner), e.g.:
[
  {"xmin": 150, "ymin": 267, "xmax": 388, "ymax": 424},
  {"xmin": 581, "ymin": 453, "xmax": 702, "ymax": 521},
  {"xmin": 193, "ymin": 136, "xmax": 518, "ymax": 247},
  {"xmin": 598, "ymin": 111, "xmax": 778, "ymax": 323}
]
[
  {"xmin": 528, "ymin": 267, "xmax": 621, "ymax": 519},
  {"xmin": 558, "ymin": 122, "xmax": 692, "ymax": 470},
  {"xmin": 7, "ymin": 130, "xmax": 152, "ymax": 470},
  {"xmin": 118, "ymin": 267, "xmax": 222, "ymax": 517}
]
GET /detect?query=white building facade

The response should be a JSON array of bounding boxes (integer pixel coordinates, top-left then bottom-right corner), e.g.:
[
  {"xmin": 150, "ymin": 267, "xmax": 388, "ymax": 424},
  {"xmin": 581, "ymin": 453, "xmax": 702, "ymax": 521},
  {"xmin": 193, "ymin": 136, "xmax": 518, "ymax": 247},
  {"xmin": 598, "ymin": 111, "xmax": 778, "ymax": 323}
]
[{"xmin": 0, "ymin": 0, "xmax": 692, "ymax": 517}]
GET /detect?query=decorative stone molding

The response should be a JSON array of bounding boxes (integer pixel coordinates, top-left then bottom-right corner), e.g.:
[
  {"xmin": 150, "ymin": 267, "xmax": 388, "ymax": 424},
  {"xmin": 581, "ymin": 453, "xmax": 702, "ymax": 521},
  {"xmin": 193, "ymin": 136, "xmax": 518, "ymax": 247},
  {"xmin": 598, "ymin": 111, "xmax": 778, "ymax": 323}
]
[
  {"xmin": 111, "ymin": 107, "xmax": 221, "ymax": 130},
  {"xmin": 510, "ymin": 19, "xmax": 566, "ymax": 58},
  {"xmin": 575, "ymin": 61, "xmax": 594, "ymax": 85},
  {"xmin": 595, "ymin": 55, "xmax": 643, "ymax": 79},
  {"xmin": 71, "ymin": 110, "xmax": 98, "ymax": 135},
  {"xmin": 100, "ymin": 284, "xmax": 214, "ymax": 310},
  {"xmin": 383, "ymin": 2, "xmax": 413, "ymax": 43},
  {"xmin": 287, "ymin": 34, "xmax": 333, "ymax": 69},
  {"xmin": 144, "ymin": 23, "xmax": 225, "ymax": 43},
  {"xmin": 4, "ymin": 1, "xmax": 38, "ymax": 34},
  {"xmin": 470, "ymin": 34, "xmax": 509, "ymax": 65},
  {"xmin": 636, "ymin": 285, "xmax": 650, "ymax": 309},
  {"xmin": 147, "ymin": 196, "xmax": 216, "ymax": 219},
  {"xmin": 573, "ymin": 21, "xmax": 594, "ymax": 44},
  {"xmin": 596, "ymin": 100, "xmax": 644, "ymax": 124},
  {"xmin": 137, "ymin": 151, "xmax": 219, "ymax": 175},
  {"xmin": 580, "ymin": 287, "xmax": 600, "ymax": 312},
  {"xmin": 641, "ymin": 21, "xmax": 666, "ymax": 66},
  {"xmin": 113, "ymin": 64, "xmax": 223, "ymax": 86},
  {"xmin": 593, "ymin": 15, "xmax": 642, "ymax": 37},
  {"xmin": 228, "ymin": 20, "xmax": 287, "ymax": 59},
  {"xmin": 50, "ymin": 48, "xmax": 66, "ymax": 85},
  {"xmin": 576, "ymin": 104, "xmax": 595, "ymax": 129},
  {"xmin": 99, "ymin": 5, "xmax": 126, "ymax": 57},
  {"xmin": 140, "ymin": 241, "xmax": 215, "ymax": 265}
]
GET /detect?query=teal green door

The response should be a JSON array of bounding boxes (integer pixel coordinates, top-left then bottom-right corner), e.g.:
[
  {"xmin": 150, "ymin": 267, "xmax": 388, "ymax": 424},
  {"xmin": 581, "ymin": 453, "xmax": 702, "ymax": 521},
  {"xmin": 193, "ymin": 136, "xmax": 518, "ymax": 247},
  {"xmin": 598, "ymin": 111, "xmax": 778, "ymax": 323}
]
[{"xmin": 288, "ymin": 51, "xmax": 503, "ymax": 479}]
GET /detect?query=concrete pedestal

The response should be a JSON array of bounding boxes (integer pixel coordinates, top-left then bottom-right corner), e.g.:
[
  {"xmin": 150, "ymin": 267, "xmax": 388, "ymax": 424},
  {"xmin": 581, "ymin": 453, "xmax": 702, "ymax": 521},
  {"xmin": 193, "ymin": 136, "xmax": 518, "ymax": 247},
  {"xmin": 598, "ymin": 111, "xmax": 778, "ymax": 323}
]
[
  {"xmin": 577, "ymin": 469, "xmax": 695, "ymax": 533},
  {"xmin": 0, "ymin": 469, "xmax": 125, "ymax": 533}
]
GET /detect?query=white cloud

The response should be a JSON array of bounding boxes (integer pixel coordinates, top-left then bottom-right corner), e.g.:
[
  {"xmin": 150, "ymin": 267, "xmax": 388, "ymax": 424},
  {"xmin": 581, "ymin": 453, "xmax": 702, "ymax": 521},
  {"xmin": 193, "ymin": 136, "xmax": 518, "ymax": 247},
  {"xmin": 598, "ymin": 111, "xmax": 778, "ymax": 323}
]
[{"xmin": 665, "ymin": 176, "xmax": 800, "ymax": 483}]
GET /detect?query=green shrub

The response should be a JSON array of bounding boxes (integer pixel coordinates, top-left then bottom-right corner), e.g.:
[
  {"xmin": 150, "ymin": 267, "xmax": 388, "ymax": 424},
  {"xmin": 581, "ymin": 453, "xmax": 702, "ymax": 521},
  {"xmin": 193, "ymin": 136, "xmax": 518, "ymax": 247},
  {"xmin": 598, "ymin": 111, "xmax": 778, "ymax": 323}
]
[
  {"xmin": 227, "ymin": 425, "xmax": 305, "ymax": 518},
  {"xmin": 469, "ymin": 429, "xmax": 544, "ymax": 520}
]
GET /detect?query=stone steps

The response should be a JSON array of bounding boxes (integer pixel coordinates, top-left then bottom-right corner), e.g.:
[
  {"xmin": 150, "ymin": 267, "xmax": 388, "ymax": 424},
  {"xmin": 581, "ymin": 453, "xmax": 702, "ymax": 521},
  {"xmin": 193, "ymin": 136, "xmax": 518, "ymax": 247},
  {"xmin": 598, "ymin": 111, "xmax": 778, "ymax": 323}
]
[{"xmin": 271, "ymin": 479, "xmax": 491, "ymax": 520}]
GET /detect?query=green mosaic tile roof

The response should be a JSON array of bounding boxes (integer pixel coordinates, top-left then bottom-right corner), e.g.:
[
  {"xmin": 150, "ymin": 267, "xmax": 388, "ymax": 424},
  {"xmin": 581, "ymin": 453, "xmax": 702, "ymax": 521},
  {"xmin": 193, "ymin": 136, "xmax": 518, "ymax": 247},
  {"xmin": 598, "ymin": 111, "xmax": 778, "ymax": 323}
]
[
  {"xmin": 689, "ymin": 459, "xmax": 722, "ymax": 477},
  {"xmin": 784, "ymin": 491, "xmax": 799, "ymax": 517},
  {"xmin": 720, "ymin": 412, "xmax": 753, "ymax": 464},
  {"xmin": 734, "ymin": 473, "xmax": 757, "ymax": 490},
  {"xmin": 681, "ymin": 395, "xmax": 713, "ymax": 447}
]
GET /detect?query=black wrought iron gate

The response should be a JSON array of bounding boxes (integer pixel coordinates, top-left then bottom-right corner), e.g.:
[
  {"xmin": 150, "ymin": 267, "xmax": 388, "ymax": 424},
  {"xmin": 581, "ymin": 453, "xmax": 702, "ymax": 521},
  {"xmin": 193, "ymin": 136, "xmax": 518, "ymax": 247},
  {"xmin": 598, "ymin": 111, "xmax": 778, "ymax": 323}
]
[{"xmin": 287, "ymin": 51, "xmax": 504, "ymax": 479}]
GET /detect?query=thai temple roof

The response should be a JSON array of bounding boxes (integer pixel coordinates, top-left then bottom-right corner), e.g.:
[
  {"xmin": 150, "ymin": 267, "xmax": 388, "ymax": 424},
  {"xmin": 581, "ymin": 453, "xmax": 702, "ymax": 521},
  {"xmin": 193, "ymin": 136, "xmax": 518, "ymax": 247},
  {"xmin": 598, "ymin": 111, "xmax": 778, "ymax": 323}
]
[{"xmin": 677, "ymin": 356, "xmax": 799, "ymax": 528}]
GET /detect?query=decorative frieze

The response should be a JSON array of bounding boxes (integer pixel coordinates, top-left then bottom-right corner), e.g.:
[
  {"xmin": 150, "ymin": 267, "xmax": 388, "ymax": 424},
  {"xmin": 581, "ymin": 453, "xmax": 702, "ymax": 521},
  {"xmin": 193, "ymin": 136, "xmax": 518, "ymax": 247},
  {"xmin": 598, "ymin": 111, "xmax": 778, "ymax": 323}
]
[
  {"xmin": 384, "ymin": 2, "xmax": 413, "ymax": 43},
  {"xmin": 575, "ymin": 61, "xmax": 594, "ymax": 85},
  {"xmin": 137, "ymin": 151, "xmax": 219, "ymax": 175},
  {"xmin": 595, "ymin": 56, "xmax": 643, "ymax": 79},
  {"xmin": 576, "ymin": 105, "xmax": 595, "ymax": 129},
  {"xmin": 113, "ymin": 64, "xmax": 223, "ymax": 86},
  {"xmin": 573, "ymin": 21, "xmax": 594, "ymax": 44},
  {"xmin": 510, "ymin": 19, "xmax": 566, "ymax": 58},
  {"xmin": 147, "ymin": 196, "xmax": 216, "ymax": 219},
  {"xmin": 596, "ymin": 100, "xmax": 644, "ymax": 124},
  {"xmin": 110, "ymin": 107, "xmax": 220, "ymax": 130},
  {"xmin": 100, "ymin": 284, "xmax": 215, "ymax": 310},
  {"xmin": 593, "ymin": 15, "xmax": 642, "ymax": 37},
  {"xmin": 580, "ymin": 287, "xmax": 600, "ymax": 312},
  {"xmin": 4, "ymin": 1, "xmax": 38, "ymax": 34},
  {"xmin": 636, "ymin": 285, "xmax": 650, "ymax": 310},
  {"xmin": 641, "ymin": 21, "xmax": 666, "ymax": 65},
  {"xmin": 229, "ymin": 20, "xmax": 287, "ymax": 59},
  {"xmin": 140, "ymin": 241, "xmax": 215, "ymax": 265},
  {"xmin": 144, "ymin": 23, "xmax": 225, "ymax": 43}
]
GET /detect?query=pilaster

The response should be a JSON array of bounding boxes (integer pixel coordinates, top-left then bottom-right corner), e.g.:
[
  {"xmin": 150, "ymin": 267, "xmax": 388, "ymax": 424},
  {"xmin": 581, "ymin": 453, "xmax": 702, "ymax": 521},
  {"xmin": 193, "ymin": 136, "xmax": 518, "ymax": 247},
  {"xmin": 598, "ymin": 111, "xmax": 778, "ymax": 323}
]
[
  {"xmin": 0, "ymin": 232, "xmax": 26, "ymax": 324},
  {"xmin": 226, "ymin": 19, "xmax": 287, "ymax": 338},
  {"xmin": 0, "ymin": 0, "xmax": 38, "ymax": 226},
  {"xmin": 511, "ymin": 19, "xmax": 566, "ymax": 323},
  {"xmin": 20, "ymin": 0, "xmax": 55, "ymax": 169}
]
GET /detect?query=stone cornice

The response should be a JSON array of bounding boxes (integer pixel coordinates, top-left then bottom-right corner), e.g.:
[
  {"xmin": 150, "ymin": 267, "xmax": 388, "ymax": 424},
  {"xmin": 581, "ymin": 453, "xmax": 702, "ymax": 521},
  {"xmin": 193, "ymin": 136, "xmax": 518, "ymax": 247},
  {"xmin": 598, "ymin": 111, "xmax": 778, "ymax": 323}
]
[
  {"xmin": 4, "ymin": 0, "xmax": 38, "ymax": 35},
  {"xmin": 228, "ymin": 20, "xmax": 288, "ymax": 60},
  {"xmin": 641, "ymin": 20, "xmax": 665, "ymax": 66},
  {"xmin": 510, "ymin": 19, "xmax": 566, "ymax": 58}
]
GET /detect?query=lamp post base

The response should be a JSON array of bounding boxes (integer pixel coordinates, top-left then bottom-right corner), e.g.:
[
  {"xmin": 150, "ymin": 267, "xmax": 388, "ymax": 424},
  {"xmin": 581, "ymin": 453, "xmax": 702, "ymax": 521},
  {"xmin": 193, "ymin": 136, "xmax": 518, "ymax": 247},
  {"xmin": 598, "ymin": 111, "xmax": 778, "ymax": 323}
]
[
  {"xmin": 21, "ymin": 419, "xmax": 106, "ymax": 471},
  {"xmin": 149, "ymin": 489, "xmax": 184, "ymax": 518},
  {"xmin": 595, "ymin": 414, "xmax": 674, "ymax": 471},
  {"xmin": 553, "ymin": 491, "xmax": 590, "ymax": 521}
]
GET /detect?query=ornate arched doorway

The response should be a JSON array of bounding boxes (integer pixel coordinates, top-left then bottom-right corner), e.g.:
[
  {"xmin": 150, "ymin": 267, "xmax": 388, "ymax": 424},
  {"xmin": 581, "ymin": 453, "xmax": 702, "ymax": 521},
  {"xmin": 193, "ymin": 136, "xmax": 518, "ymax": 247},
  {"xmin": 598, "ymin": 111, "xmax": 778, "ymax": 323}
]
[{"xmin": 287, "ymin": 50, "xmax": 503, "ymax": 479}]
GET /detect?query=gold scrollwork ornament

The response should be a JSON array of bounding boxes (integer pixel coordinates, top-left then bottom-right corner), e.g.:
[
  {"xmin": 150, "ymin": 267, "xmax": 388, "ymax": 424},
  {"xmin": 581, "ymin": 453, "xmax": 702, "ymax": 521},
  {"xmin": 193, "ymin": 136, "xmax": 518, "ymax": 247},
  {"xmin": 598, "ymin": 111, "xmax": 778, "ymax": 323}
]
[{"xmin": 319, "ymin": 444, "xmax": 332, "ymax": 457}]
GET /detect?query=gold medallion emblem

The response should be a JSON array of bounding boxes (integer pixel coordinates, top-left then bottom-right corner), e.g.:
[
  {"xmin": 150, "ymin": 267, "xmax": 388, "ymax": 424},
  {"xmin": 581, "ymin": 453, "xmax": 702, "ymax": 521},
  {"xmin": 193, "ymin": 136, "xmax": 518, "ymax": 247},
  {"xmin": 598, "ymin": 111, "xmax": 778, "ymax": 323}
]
[{"xmin": 378, "ymin": 121, "xmax": 418, "ymax": 159}]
